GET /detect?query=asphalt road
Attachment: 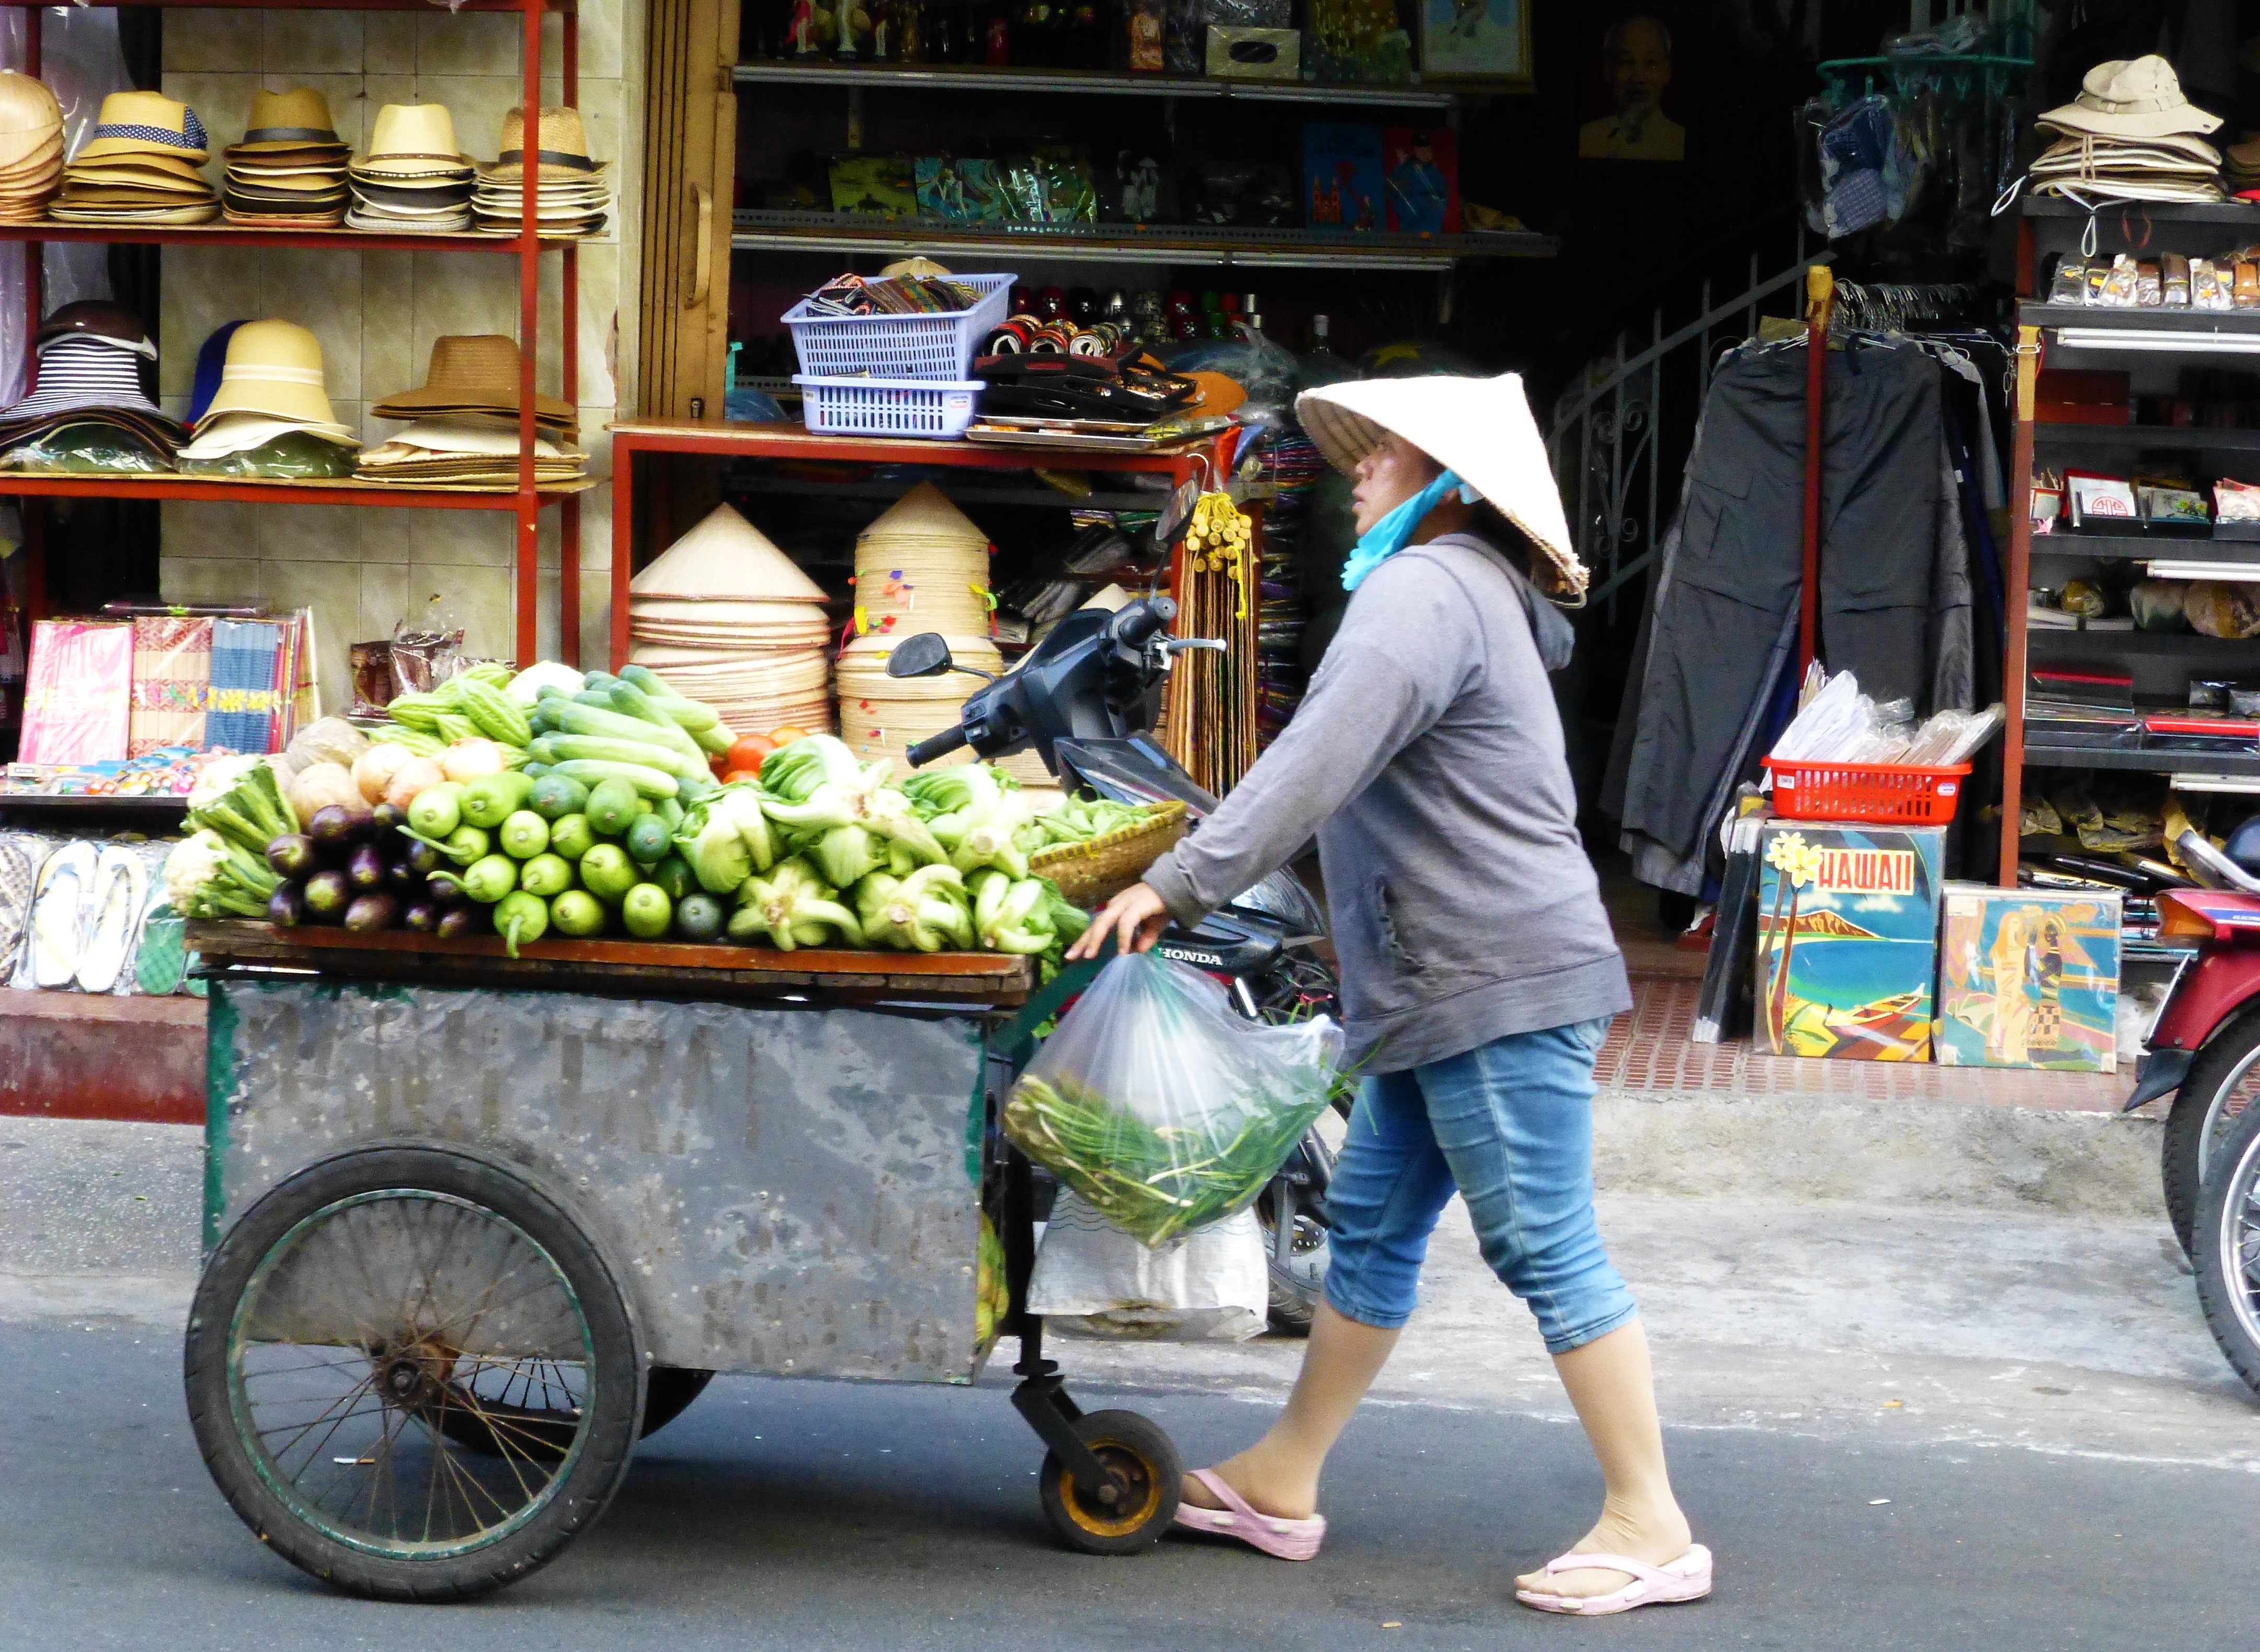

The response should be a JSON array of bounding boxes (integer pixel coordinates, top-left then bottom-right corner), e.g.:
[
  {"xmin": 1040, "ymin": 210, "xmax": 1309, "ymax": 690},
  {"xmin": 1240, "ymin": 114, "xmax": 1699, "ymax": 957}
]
[{"xmin": 2, "ymin": 1323, "xmax": 2247, "ymax": 1652}]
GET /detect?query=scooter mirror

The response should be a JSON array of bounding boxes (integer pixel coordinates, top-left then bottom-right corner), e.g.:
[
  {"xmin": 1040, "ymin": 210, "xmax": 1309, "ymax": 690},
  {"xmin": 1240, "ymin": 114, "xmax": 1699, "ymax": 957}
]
[
  {"xmin": 886, "ymin": 632, "xmax": 954, "ymax": 678},
  {"xmin": 1154, "ymin": 478, "xmax": 1200, "ymax": 548}
]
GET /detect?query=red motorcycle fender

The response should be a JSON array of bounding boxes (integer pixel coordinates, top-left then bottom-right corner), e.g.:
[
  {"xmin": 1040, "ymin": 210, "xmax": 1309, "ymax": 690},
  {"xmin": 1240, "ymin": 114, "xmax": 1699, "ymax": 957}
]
[{"xmin": 2131, "ymin": 948, "xmax": 2260, "ymax": 1111}]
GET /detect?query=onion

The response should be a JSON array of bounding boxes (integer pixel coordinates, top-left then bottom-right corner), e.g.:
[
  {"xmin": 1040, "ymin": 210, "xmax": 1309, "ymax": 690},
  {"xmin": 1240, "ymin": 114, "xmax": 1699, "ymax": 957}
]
[
  {"xmin": 352, "ymin": 743, "xmax": 418, "ymax": 806},
  {"xmin": 383, "ymin": 756, "xmax": 447, "ymax": 810},
  {"xmin": 440, "ymin": 738, "xmax": 508, "ymax": 783},
  {"xmin": 286, "ymin": 761, "xmax": 369, "ymax": 825}
]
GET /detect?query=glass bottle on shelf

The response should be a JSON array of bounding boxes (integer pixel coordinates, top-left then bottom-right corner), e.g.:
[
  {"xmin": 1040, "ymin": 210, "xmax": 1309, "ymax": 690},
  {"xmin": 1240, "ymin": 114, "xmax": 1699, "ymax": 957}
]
[{"xmin": 985, "ymin": 0, "xmax": 1012, "ymax": 64}]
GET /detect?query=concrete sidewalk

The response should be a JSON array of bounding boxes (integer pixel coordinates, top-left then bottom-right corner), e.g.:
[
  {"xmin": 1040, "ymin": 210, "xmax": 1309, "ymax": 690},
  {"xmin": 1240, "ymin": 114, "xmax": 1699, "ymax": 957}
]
[{"xmin": 5, "ymin": 1111, "xmax": 2247, "ymax": 1477}]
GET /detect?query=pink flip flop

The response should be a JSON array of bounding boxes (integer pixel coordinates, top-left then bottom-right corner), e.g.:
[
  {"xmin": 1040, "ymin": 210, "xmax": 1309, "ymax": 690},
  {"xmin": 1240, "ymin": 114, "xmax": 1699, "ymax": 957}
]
[
  {"xmin": 1515, "ymin": 1544, "xmax": 1713, "ymax": 1615},
  {"xmin": 1169, "ymin": 1468, "xmax": 1327, "ymax": 1560}
]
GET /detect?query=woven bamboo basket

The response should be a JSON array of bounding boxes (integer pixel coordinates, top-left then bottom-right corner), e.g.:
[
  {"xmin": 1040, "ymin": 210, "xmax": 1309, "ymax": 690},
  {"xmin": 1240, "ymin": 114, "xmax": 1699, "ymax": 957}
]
[{"xmin": 1029, "ymin": 801, "xmax": 1189, "ymax": 906}]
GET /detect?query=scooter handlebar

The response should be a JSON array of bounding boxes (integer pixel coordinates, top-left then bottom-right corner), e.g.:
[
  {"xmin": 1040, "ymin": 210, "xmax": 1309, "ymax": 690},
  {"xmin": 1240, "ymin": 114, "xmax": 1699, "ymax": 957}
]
[
  {"xmin": 905, "ymin": 724, "xmax": 970, "ymax": 767},
  {"xmin": 1108, "ymin": 597, "xmax": 1176, "ymax": 649}
]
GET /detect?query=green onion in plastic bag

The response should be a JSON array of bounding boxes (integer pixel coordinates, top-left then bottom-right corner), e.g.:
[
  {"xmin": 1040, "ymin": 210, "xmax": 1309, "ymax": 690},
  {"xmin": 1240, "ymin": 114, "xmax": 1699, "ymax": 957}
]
[{"xmin": 1000, "ymin": 952, "xmax": 1344, "ymax": 1247}]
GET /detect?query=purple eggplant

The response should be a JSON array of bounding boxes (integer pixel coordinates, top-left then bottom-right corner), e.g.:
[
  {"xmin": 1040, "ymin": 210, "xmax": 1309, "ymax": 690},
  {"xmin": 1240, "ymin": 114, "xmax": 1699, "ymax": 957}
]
[
  {"xmin": 435, "ymin": 904, "xmax": 487, "ymax": 940},
  {"xmin": 346, "ymin": 842, "xmax": 388, "ymax": 892},
  {"xmin": 425, "ymin": 870, "xmax": 467, "ymax": 906},
  {"xmin": 302, "ymin": 868, "xmax": 353, "ymax": 923},
  {"xmin": 385, "ymin": 859, "xmax": 425, "ymax": 897},
  {"xmin": 307, "ymin": 804, "xmax": 360, "ymax": 852},
  {"xmin": 266, "ymin": 883, "xmax": 305, "ymax": 927},
  {"xmin": 402, "ymin": 900, "xmax": 440, "ymax": 934},
  {"xmin": 343, "ymin": 891, "xmax": 400, "ymax": 932},
  {"xmin": 372, "ymin": 802, "xmax": 409, "ymax": 836},
  {"xmin": 265, "ymin": 833, "xmax": 317, "ymax": 880},
  {"xmin": 398, "ymin": 836, "xmax": 442, "ymax": 879}
]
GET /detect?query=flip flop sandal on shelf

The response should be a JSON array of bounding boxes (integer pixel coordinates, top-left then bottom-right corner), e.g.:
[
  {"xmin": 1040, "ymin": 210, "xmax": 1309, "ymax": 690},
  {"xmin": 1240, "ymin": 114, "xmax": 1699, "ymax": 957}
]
[
  {"xmin": 75, "ymin": 844, "xmax": 150, "ymax": 993},
  {"xmin": 1169, "ymin": 1469, "xmax": 1327, "ymax": 1561},
  {"xmin": 1515, "ymin": 1544, "xmax": 1714, "ymax": 1616},
  {"xmin": 26, "ymin": 840, "xmax": 97, "ymax": 988}
]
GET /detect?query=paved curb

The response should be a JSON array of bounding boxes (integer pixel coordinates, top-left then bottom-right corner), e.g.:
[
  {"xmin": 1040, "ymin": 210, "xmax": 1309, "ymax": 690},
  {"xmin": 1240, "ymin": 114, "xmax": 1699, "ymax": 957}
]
[{"xmin": 1594, "ymin": 1090, "xmax": 2164, "ymax": 1220}]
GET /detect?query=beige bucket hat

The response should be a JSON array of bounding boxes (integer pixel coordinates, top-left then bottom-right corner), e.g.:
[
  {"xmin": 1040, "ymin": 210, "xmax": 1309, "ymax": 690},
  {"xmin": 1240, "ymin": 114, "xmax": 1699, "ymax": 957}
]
[
  {"xmin": 631, "ymin": 503, "xmax": 829, "ymax": 603},
  {"xmin": 356, "ymin": 104, "xmax": 470, "ymax": 177},
  {"xmin": 75, "ymin": 92, "xmax": 209, "ymax": 163},
  {"xmin": 1295, "ymin": 372, "xmax": 1585, "ymax": 598},
  {"xmin": 199, "ymin": 320, "xmax": 346, "ymax": 432},
  {"xmin": 2040, "ymin": 56, "xmax": 2222, "ymax": 140}
]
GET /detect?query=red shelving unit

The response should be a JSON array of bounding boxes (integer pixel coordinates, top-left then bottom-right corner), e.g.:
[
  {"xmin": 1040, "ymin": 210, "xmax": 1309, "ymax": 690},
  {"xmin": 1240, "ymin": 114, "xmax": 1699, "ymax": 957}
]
[{"xmin": 5, "ymin": 0, "xmax": 587, "ymax": 667}]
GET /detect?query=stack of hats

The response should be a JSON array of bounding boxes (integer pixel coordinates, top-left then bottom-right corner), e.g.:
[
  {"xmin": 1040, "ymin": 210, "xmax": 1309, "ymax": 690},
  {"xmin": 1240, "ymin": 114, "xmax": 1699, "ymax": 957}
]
[
  {"xmin": 220, "ymin": 88, "xmax": 350, "ymax": 227},
  {"xmin": 175, "ymin": 320, "xmax": 358, "ymax": 471},
  {"xmin": 832, "ymin": 483, "xmax": 1042, "ymax": 780},
  {"xmin": 0, "ymin": 302, "xmax": 184, "ymax": 467},
  {"xmin": 0, "ymin": 73, "xmax": 63, "ymax": 224},
  {"xmin": 473, "ymin": 106, "xmax": 611, "ymax": 238},
  {"xmin": 347, "ymin": 104, "xmax": 474, "ymax": 233},
  {"xmin": 2031, "ymin": 56, "xmax": 2225, "ymax": 205},
  {"xmin": 50, "ymin": 92, "xmax": 218, "ymax": 225},
  {"xmin": 628, "ymin": 504, "xmax": 835, "ymax": 736},
  {"xmin": 358, "ymin": 334, "xmax": 584, "ymax": 487},
  {"xmin": 2228, "ymin": 137, "xmax": 2260, "ymax": 201}
]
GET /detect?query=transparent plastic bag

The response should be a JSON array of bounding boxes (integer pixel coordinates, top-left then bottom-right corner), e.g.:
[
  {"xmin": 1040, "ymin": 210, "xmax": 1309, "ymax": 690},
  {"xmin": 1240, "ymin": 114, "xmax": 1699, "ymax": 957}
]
[
  {"xmin": 1002, "ymin": 951, "xmax": 1343, "ymax": 1248},
  {"xmin": 0, "ymin": 423, "xmax": 173, "ymax": 474},
  {"xmin": 179, "ymin": 432, "xmax": 358, "ymax": 480}
]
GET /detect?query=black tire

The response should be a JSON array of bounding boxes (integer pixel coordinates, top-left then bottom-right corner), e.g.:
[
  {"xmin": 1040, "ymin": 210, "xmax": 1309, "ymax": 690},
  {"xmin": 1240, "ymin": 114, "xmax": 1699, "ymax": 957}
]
[
  {"xmin": 2194, "ymin": 1095, "xmax": 2260, "ymax": 1396},
  {"xmin": 1258, "ymin": 1183, "xmax": 1328, "ymax": 1337},
  {"xmin": 436, "ymin": 1363, "xmax": 713, "ymax": 1458},
  {"xmin": 184, "ymin": 1146, "xmax": 643, "ymax": 1601},
  {"xmin": 2164, "ymin": 1010, "xmax": 2260, "ymax": 1254},
  {"xmin": 1038, "ymin": 1409, "xmax": 1182, "ymax": 1556}
]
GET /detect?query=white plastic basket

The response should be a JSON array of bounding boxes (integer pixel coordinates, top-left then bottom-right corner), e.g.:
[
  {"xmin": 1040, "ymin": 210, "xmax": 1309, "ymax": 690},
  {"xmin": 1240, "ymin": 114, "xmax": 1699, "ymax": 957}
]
[
  {"xmin": 793, "ymin": 375, "xmax": 984, "ymax": 439},
  {"xmin": 782, "ymin": 274, "xmax": 1015, "ymax": 381}
]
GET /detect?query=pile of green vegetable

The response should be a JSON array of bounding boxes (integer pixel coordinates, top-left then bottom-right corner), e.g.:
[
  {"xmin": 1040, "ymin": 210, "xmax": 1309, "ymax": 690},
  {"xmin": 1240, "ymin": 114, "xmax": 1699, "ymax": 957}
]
[{"xmin": 1001, "ymin": 1065, "xmax": 1341, "ymax": 1248}]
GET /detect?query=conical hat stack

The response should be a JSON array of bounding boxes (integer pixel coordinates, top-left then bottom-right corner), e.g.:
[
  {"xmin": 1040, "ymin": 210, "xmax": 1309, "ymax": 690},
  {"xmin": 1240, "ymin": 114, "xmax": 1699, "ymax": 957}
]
[
  {"xmin": 846, "ymin": 482, "xmax": 995, "ymax": 643},
  {"xmin": 836, "ymin": 634, "xmax": 1004, "ymax": 775},
  {"xmin": 627, "ymin": 503, "xmax": 835, "ymax": 734}
]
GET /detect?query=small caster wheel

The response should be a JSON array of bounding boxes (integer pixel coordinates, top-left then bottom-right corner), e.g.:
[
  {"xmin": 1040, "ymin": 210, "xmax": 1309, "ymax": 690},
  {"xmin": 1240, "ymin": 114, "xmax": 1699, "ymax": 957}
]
[{"xmin": 1038, "ymin": 1409, "xmax": 1181, "ymax": 1555}]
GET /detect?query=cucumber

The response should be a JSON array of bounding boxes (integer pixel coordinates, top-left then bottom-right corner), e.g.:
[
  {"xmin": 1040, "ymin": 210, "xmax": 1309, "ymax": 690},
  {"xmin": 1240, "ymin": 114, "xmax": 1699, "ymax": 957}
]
[
  {"xmin": 550, "ymin": 888, "xmax": 606, "ymax": 937},
  {"xmin": 518, "ymin": 852, "xmax": 574, "ymax": 898},
  {"xmin": 550, "ymin": 759, "xmax": 680, "ymax": 801},
  {"xmin": 548, "ymin": 812, "xmax": 596, "ymax": 862},
  {"xmin": 528, "ymin": 773, "xmax": 590, "ymax": 821},
  {"xmin": 626, "ymin": 813, "xmax": 672, "ymax": 867},
  {"xmin": 498, "ymin": 809, "xmax": 550, "ymax": 860},
  {"xmin": 460, "ymin": 770, "xmax": 536, "ymax": 830},
  {"xmin": 654, "ymin": 797, "xmax": 686, "ymax": 832},
  {"xmin": 621, "ymin": 882, "xmax": 672, "ymax": 940},
  {"xmin": 585, "ymin": 776, "xmax": 640, "ymax": 836},
  {"xmin": 673, "ymin": 892, "xmax": 726, "ymax": 943}
]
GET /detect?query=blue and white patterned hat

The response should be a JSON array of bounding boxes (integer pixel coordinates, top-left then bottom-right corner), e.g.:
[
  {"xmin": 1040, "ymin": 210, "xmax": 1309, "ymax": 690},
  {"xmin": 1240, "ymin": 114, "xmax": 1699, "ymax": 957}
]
[{"xmin": 76, "ymin": 92, "xmax": 209, "ymax": 164}]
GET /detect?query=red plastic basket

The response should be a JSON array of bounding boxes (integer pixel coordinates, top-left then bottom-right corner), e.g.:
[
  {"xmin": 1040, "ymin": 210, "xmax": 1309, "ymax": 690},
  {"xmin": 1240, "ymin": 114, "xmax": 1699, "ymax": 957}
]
[{"xmin": 1760, "ymin": 757, "xmax": 1971, "ymax": 825}]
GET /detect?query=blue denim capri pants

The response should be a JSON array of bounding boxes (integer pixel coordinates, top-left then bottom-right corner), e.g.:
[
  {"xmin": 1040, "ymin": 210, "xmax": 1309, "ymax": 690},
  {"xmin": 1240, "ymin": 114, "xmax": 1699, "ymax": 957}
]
[{"xmin": 1321, "ymin": 1017, "xmax": 1638, "ymax": 1355}]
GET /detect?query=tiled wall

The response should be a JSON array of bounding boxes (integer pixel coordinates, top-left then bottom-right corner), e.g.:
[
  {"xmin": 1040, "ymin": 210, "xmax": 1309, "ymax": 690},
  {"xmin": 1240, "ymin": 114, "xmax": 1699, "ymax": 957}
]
[{"xmin": 155, "ymin": 2, "xmax": 642, "ymax": 709}]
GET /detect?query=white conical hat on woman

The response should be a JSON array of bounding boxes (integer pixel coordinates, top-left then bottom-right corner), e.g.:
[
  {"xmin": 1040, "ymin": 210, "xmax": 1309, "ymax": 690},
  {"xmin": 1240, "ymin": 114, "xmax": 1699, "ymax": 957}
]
[
  {"xmin": 1294, "ymin": 373, "xmax": 1585, "ymax": 598},
  {"xmin": 630, "ymin": 502, "xmax": 828, "ymax": 602}
]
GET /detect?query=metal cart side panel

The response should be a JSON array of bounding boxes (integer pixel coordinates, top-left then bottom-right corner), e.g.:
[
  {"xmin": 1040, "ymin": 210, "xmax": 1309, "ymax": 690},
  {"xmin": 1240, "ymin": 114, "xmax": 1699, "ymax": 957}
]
[{"xmin": 205, "ymin": 977, "xmax": 991, "ymax": 1384}]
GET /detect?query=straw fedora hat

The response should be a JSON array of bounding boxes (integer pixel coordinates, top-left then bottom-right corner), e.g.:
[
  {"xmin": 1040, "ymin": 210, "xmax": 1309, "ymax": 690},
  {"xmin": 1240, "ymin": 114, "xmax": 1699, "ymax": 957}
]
[
  {"xmin": 199, "ymin": 320, "xmax": 345, "ymax": 432},
  {"xmin": 373, "ymin": 334, "xmax": 574, "ymax": 425},
  {"xmin": 1295, "ymin": 372, "xmax": 1585, "ymax": 598},
  {"xmin": 484, "ymin": 106, "xmax": 607, "ymax": 182},
  {"xmin": 2041, "ymin": 56, "xmax": 2222, "ymax": 140},
  {"xmin": 357, "ymin": 104, "xmax": 470, "ymax": 176},
  {"xmin": 75, "ymin": 92, "xmax": 209, "ymax": 163},
  {"xmin": 231, "ymin": 87, "xmax": 347, "ymax": 155},
  {"xmin": 632, "ymin": 503, "xmax": 829, "ymax": 603}
]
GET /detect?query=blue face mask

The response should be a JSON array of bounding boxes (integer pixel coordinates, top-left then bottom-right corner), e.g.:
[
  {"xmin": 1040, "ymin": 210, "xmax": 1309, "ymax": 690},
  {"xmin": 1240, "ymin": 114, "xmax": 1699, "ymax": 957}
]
[{"xmin": 1341, "ymin": 468, "xmax": 1465, "ymax": 592}]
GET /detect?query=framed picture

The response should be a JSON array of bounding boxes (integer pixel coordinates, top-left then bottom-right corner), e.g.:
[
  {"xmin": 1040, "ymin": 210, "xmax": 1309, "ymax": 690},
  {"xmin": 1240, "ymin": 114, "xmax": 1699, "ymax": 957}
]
[{"xmin": 1420, "ymin": 0, "xmax": 1532, "ymax": 87}]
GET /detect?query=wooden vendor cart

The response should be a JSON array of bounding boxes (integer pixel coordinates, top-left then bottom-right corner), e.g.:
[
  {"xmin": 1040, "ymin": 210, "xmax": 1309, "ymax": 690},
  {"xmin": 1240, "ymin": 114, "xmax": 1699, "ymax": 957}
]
[{"xmin": 179, "ymin": 920, "xmax": 1171, "ymax": 1601}]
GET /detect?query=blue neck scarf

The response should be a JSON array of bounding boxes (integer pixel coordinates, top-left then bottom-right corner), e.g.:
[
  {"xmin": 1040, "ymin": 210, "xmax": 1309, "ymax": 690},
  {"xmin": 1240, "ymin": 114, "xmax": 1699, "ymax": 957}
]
[{"xmin": 1341, "ymin": 469, "xmax": 1465, "ymax": 592}]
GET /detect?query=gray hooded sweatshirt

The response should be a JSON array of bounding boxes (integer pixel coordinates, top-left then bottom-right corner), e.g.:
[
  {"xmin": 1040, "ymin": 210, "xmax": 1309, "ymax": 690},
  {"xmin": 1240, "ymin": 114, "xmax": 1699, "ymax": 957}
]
[{"xmin": 1142, "ymin": 531, "xmax": 1629, "ymax": 1074}]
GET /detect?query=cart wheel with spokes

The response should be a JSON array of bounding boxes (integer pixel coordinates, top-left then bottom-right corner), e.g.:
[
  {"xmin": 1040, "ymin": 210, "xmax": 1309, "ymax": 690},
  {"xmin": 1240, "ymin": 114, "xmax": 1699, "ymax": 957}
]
[
  {"xmin": 437, "ymin": 1365, "xmax": 715, "ymax": 1458},
  {"xmin": 1038, "ymin": 1409, "xmax": 1181, "ymax": 1555},
  {"xmin": 183, "ymin": 1146, "xmax": 643, "ymax": 1601}
]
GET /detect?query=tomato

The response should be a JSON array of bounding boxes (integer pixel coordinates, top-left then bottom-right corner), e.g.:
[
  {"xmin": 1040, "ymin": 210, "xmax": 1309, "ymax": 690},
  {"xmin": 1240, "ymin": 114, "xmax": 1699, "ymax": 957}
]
[
  {"xmin": 726, "ymin": 734, "xmax": 775, "ymax": 772},
  {"xmin": 768, "ymin": 725, "xmax": 810, "ymax": 745}
]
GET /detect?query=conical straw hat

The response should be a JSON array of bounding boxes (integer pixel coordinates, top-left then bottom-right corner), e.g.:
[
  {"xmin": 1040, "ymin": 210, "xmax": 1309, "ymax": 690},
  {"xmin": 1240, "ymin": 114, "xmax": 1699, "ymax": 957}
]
[
  {"xmin": 855, "ymin": 481, "xmax": 988, "ymax": 551},
  {"xmin": 631, "ymin": 503, "xmax": 828, "ymax": 603},
  {"xmin": 628, "ymin": 594, "xmax": 829, "ymax": 625}
]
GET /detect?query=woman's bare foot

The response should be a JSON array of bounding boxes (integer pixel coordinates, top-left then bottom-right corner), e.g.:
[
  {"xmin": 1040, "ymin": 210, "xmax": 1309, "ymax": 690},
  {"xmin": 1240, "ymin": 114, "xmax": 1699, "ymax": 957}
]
[
  {"xmin": 1179, "ymin": 1444, "xmax": 1319, "ymax": 1521},
  {"xmin": 1515, "ymin": 1498, "xmax": 1695, "ymax": 1601}
]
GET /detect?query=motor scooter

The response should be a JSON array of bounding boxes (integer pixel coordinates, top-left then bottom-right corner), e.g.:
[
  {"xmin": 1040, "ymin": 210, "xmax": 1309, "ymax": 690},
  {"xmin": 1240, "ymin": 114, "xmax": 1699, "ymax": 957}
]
[
  {"xmin": 2134, "ymin": 831, "xmax": 2260, "ymax": 1394},
  {"xmin": 887, "ymin": 595, "xmax": 1343, "ymax": 1332}
]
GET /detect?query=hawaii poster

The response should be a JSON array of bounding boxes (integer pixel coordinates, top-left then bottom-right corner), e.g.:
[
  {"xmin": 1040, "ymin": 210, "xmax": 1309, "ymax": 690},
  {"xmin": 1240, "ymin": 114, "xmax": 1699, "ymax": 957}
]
[
  {"xmin": 1936, "ymin": 887, "xmax": 2121, "ymax": 1073},
  {"xmin": 1754, "ymin": 823, "xmax": 1946, "ymax": 1061}
]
